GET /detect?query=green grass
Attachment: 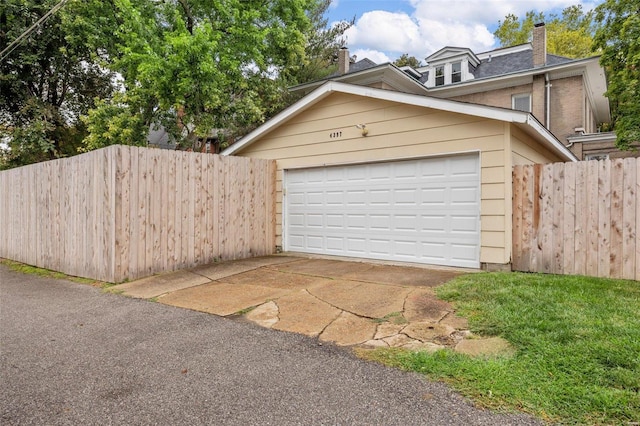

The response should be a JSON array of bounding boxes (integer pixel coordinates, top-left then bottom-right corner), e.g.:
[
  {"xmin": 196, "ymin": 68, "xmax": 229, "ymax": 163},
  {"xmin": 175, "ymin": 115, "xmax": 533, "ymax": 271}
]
[
  {"xmin": 358, "ymin": 272, "xmax": 640, "ymax": 425},
  {"xmin": 1, "ymin": 259, "xmax": 107, "ymax": 287}
]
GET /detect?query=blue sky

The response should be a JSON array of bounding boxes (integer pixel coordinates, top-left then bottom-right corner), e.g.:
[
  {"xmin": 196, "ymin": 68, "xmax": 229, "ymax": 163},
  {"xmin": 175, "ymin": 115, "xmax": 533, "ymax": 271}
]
[{"xmin": 325, "ymin": 0, "xmax": 602, "ymax": 64}]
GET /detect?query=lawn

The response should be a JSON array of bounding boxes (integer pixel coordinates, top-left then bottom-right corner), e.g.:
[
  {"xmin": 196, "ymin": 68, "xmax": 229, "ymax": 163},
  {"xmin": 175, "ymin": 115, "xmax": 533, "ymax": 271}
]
[{"xmin": 358, "ymin": 272, "xmax": 640, "ymax": 425}]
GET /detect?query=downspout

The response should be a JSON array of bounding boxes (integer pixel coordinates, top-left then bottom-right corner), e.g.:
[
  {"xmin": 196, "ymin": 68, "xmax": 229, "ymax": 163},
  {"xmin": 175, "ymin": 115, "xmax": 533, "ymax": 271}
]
[{"xmin": 545, "ymin": 72, "xmax": 551, "ymax": 130}]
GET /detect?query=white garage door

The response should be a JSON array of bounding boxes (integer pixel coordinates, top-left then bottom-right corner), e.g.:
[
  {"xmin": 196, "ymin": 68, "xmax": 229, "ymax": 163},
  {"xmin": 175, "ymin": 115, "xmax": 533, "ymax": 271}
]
[{"xmin": 284, "ymin": 154, "xmax": 480, "ymax": 268}]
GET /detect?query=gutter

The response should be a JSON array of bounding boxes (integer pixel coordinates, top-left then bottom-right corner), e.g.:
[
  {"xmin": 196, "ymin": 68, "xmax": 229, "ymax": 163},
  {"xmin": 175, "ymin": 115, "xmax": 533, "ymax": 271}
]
[{"xmin": 545, "ymin": 72, "xmax": 551, "ymax": 130}]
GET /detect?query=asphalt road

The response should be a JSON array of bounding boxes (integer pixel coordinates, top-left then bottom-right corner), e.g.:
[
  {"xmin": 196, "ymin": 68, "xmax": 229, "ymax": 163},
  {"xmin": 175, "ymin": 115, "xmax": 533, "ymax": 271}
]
[{"xmin": 0, "ymin": 264, "xmax": 541, "ymax": 425}]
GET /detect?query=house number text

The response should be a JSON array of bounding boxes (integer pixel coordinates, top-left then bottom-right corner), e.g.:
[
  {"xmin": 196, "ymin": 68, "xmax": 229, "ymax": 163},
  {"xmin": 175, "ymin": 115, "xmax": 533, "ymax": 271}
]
[{"xmin": 329, "ymin": 131, "xmax": 343, "ymax": 138}]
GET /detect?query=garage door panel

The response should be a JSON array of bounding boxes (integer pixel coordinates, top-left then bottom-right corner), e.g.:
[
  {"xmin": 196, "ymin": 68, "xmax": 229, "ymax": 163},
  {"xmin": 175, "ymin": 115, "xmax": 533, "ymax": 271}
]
[{"xmin": 285, "ymin": 155, "xmax": 480, "ymax": 268}]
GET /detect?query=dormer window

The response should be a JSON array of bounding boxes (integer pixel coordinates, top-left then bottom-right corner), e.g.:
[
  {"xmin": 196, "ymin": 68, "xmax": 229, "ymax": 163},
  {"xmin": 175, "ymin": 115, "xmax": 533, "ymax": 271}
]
[
  {"xmin": 451, "ymin": 62, "xmax": 462, "ymax": 83},
  {"xmin": 421, "ymin": 47, "xmax": 481, "ymax": 88},
  {"xmin": 435, "ymin": 66, "xmax": 445, "ymax": 86}
]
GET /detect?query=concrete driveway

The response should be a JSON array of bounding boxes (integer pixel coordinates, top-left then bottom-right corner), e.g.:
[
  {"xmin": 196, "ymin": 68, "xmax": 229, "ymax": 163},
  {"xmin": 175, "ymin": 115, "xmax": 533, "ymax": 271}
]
[{"xmin": 112, "ymin": 256, "xmax": 507, "ymax": 356}]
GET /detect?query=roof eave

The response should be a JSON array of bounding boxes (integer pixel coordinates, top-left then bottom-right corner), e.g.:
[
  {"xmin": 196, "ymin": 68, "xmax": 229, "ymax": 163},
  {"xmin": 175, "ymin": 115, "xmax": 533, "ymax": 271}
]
[{"xmin": 223, "ymin": 82, "xmax": 576, "ymax": 162}]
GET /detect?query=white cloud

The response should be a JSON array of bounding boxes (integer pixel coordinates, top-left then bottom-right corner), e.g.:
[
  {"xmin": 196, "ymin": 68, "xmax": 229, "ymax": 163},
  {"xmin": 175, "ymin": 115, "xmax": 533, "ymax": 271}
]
[
  {"xmin": 344, "ymin": 11, "xmax": 422, "ymax": 53},
  {"xmin": 351, "ymin": 48, "xmax": 391, "ymax": 64},
  {"xmin": 341, "ymin": 0, "xmax": 603, "ymax": 63}
]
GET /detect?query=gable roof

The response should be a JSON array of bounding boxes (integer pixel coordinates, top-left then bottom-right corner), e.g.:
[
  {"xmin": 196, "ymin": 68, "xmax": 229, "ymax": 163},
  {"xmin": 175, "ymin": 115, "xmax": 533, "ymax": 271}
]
[
  {"xmin": 289, "ymin": 63, "xmax": 430, "ymax": 96},
  {"xmin": 222, "ymin": 81, "xmax": 577, "ymax": 162},
  {"xmin": 426, "ymin": 47, "xmax": 480, "ymax": 66}
]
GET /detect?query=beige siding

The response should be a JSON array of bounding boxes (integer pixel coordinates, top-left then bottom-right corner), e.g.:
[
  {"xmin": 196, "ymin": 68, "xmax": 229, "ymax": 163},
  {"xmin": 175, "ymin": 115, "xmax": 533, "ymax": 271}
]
[
  {"xmin": 511, "ymin": 126, "xmax": 563, "ymax": 166},
  {"xmin": 235, "ymin": 92, "xmax": 557, "ymax": 266}
]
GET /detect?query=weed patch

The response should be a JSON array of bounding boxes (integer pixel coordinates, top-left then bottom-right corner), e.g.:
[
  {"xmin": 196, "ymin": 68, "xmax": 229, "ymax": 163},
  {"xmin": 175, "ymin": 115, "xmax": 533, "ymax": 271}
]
[{"xmin": 1, "ymin": 259, "xmax": 106, "ymax": 287}]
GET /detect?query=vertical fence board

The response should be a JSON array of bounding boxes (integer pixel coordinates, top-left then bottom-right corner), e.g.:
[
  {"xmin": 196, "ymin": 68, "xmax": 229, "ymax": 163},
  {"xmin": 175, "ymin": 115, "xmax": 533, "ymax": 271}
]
[
  {"xmin": 621, "ymin": 158, "xmax": 637, "ymax": 280},
  {"xmin": 573, "ymin": 162, "xmax": 587, "ymax": 276},
  {"xmin": 585, "ymin": 161, "xmax": 599, "ymax": 277},
  {"xmin": 636, "ymin": 158, "xmax": 640, "ymax": 281},
  {"xmin": 166, "ymin": 149, "xmax": 176, "ymax": 271},
  {"xmin": 562, "ymin": 162, "xmax": 576, "ymax": 275},
  {"xmin": 521, "ymin": 165, "xmax": 534, "ymax": 271},
  {"xmin": 539, "ymin": 164, "xmax": 554, "ymax": 273},
  {"xmin": 597, "ymin": 160, "xmax": 611, "ymax": 278},
  {"xmin": 512, "ymin": 166, "xmax": 524, "ymax": 270},
  {"xmin": 552, "ymin": 163, "xmax": 564, "ymax": 274},
  {"xmin": 610, "ymin": 159, "xmax": 624, "ymax": 278}
]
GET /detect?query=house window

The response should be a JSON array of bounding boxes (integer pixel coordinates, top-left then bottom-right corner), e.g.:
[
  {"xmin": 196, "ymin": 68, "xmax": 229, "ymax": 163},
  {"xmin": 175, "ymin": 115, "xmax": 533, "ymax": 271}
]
[
  {"xmin": 451, "ymin": 62, "xmax": 462, "ymax": 83},
  {"xmin": 585, "ymin": 153, "xmax": 609, "ymax": 161},
  {"xmin": 512, "ymin": 93, "xmax": 532, "ymax": 112},
  {"xmin": 435, "ymin": 66, "xmax": 445, "ymax": 86}
]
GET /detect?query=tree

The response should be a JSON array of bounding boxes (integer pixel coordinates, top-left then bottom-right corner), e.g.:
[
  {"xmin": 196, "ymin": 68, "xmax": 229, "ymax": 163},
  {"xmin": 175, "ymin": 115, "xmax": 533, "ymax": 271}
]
[
  {"xmin": 593, "ymin": 0, "xmax": 640, "ymax": 150},
  {"xmin": 289, "ymin": 0, "xmax": 353, "ymax": 85},
  {"xmin": 494, "ymin": 5, "xmax": 597, "ymax": 59},
  {"xmin": 82, "ymin": 0, "xmax": 320, "ymax": 151},
  {"xmin": 0, "ymin": 0, "xmax": 117, "ymax": 169},
  {"xmin": 393, "ymin": 54, "xmax": 422, "ymax": 68}
]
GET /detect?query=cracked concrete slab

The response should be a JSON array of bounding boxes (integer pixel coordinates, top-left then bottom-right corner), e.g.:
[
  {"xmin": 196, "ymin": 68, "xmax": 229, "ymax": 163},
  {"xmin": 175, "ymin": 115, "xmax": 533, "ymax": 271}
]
[
  {"xmin": 309, "ymin": 280, "xmax": 411, "ymax": 318},
  {"xmin": 158, "ymin": 282, "xmax": 290, "ymax": 316},
  {"xmin": 403, "ymin": 322, "xmax": 456, "ymax": 342},
  {"xmin": 404, "ymin": 289, "xmax": 453, "ymax": 322},
  {"xmin": 219, "ymin": 268, "xmax": 330, "ymax": 290},
  {"xmin": 272, "ymin": 290, "xmax": 341, "ymax": 336},
  {"xmin": 374, "ymin": 323, "xmax": 406, "ymax": 340},
  {"xmin": 190, "ymin": 256, "xmax": 299, "ymax": 281},
  {"xmin": 111, "ymin": 270, "xmax": 210, "ymax": 299},
  {"xmin": 245, "ymin": 301, "xmax": 279, "ymax": 328},
  {"xmin": 440, "ymin": 313, "xmax": 470, "ymax": 330},
  {"xmin": 382, "ymin": 334, "xmax": 416, "ymax": 347},
  {"xmin": 273, "ymin": 258, "xmax": 376, "ymax": 279},
  {"xmin": 341, "ymin": 264, "xmax": 462, "ymax": 287},
  {"xmin": 320, "ymin": 311, "xmax": 377, "ymax": 346}
]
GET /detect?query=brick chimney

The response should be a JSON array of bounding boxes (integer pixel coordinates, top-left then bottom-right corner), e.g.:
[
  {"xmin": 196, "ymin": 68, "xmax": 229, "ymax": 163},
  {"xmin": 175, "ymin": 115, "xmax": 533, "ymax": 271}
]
[
  {"xmin": 338, "ymin": 47, "xmax": 350, "ymax": 75},
  {"xmin": 533, "ymin": 22, "xmax": 547, "ymax": 67}
]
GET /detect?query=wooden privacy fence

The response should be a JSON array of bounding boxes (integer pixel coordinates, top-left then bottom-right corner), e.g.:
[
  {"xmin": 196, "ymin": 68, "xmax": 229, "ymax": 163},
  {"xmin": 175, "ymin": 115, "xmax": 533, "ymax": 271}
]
[
  {"xmin": 512, "ymin": 158, "xmax": 640, "ymax": 281},
  {"xmin": 0, "ymin": 145, "xmax": 276, "ymax": 283}
]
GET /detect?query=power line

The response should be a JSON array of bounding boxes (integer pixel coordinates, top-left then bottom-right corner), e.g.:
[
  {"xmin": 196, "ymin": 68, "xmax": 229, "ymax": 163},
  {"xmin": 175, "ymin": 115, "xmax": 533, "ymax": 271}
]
[{"xmin": 0, "ymin": 0, "xmax": 69, "ymax": 63}]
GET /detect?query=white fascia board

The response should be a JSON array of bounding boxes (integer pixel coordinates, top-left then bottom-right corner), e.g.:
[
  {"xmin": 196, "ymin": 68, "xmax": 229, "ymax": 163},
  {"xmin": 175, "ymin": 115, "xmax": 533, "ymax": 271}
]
[
  {"xmin": 525, "ymin": 116, "xmax": 578, "ymax": 162},
  {"xmin": 223, "ymin": 81, "xmax": 575, "ymax": 161}
]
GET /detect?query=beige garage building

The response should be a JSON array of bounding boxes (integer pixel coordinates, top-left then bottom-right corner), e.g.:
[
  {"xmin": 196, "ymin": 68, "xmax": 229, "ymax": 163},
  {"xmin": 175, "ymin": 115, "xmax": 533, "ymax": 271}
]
[{"xmin": 223, "ymin": 82, "xmax": 576, "ymax": 270}]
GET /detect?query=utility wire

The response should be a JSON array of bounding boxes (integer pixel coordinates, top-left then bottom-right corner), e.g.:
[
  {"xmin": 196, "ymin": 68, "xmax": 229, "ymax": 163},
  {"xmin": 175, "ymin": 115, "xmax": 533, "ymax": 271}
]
[{"xmin": 0, "ymin": 0, "xmax": 69, "ymax": 63}]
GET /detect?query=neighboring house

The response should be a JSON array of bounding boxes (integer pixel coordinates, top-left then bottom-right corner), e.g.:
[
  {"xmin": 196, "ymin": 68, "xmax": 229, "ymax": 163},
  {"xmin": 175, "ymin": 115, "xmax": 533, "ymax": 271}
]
[
  {"xmin": 291, "ymin": 24, "xmax": 638, "ymax": 160},
  {"xmin": 222, "ymin": 82, "xmax": 575, "ymax": 270}
]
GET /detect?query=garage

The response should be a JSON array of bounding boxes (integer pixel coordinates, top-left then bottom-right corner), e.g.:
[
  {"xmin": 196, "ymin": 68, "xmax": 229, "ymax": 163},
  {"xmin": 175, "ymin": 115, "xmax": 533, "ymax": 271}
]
[
  {"xmin": 224, "ymin": 82, "xmax": 575, "ymax": 269},
  {"xmin": 284, "ymin": 154, "xmax": 480, "ymax": 268}
]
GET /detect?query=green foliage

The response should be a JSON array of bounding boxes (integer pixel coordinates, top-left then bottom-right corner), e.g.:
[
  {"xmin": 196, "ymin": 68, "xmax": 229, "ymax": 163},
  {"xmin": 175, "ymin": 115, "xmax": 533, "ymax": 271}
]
[
  {"xmin": 393, "ymin": 54, "xmax": 422, "ymax": 68},
  {"xmin": 593, "ymin": 0, "xmax": 640, "ymax": 151},
  {"xmin": 81, "ymin": 0, "xmax": 322, "ymax": 149},
  {"xmin": 288, "ymin": 0, "xmax": 353, "ymax": 85},
  {"xmin": 2, "ymin": 0, "xmax": 345, "ymax": 163},
  {"xmin": 494, "ymin": 5, "xmax": 597, "ymax": 59},
  {"xmin": 361, "ymin": 272, "xmax": 640, "ymax": 424},
  {"xmin": 0, "ymin": 0, "xmax": 117, "ymax": 169}
]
